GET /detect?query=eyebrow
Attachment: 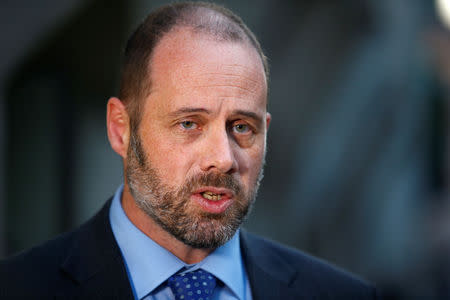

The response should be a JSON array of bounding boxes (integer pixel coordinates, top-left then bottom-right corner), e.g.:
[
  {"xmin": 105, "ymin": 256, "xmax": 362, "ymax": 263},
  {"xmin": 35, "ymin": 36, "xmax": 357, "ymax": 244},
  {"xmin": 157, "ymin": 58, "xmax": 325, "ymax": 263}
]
[
  {"xmin": 232, "ymin": 109, "xmax": 263, "ymax": 125},
  {"xmin": 168, "ymin": 107, "xmax": 263, "ymax": 124},
  {"xmin": 168, "ymin": 107, "xmax": 211, "ymax": 118}
]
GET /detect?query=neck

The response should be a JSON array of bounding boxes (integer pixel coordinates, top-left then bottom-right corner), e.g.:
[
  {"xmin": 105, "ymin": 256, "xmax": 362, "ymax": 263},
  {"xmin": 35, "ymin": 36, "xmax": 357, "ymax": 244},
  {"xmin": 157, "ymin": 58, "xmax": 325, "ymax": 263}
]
[{"xmin": 121, "ymin": 184, "xmax": 213, "ymax": 264}]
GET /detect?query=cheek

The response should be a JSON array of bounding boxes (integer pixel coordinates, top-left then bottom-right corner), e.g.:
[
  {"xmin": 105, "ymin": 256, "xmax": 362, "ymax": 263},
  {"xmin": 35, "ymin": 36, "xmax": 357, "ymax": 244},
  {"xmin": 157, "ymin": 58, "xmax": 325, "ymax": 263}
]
[
  {"xmin": 140, "ymin": 122, "xmax": 202, "ymax": 181},
  {"xmin": 236, "ymin": 146, "xmax": 265, "ymax": 179},
  {"xmin": 144, "ymin": 136, "xmax": 196, "ymax": 181}
]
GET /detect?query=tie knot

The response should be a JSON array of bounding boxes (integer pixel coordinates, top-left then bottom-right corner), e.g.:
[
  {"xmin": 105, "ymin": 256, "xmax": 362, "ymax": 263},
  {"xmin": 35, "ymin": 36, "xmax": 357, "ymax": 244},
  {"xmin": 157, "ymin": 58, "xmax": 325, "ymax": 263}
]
[{"xmin": 167, "ymin": 269, "xmax": 217, "ymax": 300}]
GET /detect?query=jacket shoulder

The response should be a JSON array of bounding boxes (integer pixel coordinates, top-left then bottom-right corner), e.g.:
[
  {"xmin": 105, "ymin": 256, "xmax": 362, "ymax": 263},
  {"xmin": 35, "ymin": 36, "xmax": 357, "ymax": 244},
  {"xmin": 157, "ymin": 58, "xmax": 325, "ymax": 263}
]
[
  {"xmin": 0, "ymin": 228, "xmax": 79, "ymax": 296},
  {"xmin": 241, "ymin": 231, "xmax": 379, "ymax": 299},
  {"xmin": 0, "ymin": 200, "xmax": 121, "ymax": 298}
]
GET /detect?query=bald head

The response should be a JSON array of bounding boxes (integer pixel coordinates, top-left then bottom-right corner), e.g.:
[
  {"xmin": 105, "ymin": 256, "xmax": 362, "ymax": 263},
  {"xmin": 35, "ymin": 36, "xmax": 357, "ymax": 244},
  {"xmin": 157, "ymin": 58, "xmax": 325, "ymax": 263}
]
[{"xmin": 118, "ymin": 2, "xmax": 268, "ymax": 131}]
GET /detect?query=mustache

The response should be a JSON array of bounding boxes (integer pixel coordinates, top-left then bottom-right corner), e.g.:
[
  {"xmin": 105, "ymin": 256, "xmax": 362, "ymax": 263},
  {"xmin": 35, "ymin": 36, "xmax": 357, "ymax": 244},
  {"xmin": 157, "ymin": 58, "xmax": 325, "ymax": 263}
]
[{"xmin": 184, "ymin": 172, "xmax": 242, "ymax": 195}]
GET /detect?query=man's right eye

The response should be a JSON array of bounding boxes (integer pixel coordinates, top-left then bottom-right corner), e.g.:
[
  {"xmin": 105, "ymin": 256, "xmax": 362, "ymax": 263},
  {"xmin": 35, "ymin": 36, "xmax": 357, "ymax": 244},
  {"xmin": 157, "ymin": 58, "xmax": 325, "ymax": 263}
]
[{"xmin": 180, "ymin": 121, "xmax": 197, "ymax": 129}]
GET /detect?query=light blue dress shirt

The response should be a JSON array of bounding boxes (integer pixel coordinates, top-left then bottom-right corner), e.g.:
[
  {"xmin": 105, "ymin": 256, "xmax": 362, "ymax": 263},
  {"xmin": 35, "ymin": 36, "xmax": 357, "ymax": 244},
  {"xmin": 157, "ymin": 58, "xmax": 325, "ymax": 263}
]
[{"xmin": 109, "ymin": 185, "xmax": 253, "ymax": 300}]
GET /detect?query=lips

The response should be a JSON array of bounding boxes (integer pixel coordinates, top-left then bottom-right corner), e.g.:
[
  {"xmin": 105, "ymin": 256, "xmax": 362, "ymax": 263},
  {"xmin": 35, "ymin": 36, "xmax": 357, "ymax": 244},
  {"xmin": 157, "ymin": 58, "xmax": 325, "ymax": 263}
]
[{"xmin": 191, "ymin": 187, "xmax": 234, "ymax": 214}]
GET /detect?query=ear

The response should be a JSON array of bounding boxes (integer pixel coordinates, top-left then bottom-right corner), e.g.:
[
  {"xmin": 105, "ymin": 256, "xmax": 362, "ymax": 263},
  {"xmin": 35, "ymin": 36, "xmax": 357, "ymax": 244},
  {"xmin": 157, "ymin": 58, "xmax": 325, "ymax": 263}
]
[
  {"xmin": 107, "ymin": 97, "xmax": 130, "ymax": 158},
  {"xmin": 265, "ymin": 112, "xmax": 272, "ymax": 130}
]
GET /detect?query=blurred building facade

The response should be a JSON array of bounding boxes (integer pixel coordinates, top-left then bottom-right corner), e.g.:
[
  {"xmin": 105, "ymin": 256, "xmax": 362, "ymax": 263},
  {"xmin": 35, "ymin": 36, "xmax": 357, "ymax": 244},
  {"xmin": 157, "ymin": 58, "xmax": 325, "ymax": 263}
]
[{"xmin": 0, "ymin": 0, "xmax": 448, "ymax": 298}]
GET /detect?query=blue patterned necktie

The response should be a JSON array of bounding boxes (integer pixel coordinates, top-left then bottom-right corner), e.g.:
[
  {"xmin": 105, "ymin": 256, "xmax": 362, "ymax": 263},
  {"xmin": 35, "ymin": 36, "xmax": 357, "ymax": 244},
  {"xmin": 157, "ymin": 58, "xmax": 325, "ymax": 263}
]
[{"xmin": 167, "ymin": 269, "xmax": 217, "ymax": 300}]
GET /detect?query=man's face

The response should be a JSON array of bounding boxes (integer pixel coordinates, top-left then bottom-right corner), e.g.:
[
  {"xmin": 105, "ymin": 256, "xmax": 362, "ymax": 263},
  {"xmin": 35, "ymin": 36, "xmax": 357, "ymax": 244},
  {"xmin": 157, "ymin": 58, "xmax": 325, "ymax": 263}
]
[{"xmin": 125, "ymin": 28, "xmax": 270, "ymax": 249}]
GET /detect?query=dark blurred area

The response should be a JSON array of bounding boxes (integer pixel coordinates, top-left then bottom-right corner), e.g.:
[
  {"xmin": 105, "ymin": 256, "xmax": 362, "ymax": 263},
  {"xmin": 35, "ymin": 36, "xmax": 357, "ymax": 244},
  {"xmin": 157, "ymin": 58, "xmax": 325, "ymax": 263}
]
[{"xmin": 0, "ymin": 0, "xmax": 449, "ymax": 298}]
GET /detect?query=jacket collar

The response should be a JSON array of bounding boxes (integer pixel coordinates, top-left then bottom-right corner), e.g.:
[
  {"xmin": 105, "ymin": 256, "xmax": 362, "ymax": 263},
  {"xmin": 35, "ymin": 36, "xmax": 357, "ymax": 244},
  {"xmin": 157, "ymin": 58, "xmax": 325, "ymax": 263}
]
[
  {"xmin": 240, "ymin": 230, "xmax": 300, "ymax": 300},
  {"xmin": 60, "ymin": 198, "xmax": 134, "ymax": 298}
]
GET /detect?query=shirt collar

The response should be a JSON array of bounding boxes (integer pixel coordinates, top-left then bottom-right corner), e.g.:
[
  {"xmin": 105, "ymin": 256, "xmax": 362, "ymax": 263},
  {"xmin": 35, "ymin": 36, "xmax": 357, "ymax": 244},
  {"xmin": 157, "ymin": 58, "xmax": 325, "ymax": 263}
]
[
  {"xmin": 109, "ymin": 185, "xmax": 184, "ymax": 298},
  {"xmin": 109, "ymin": 185, "xmax": 246, "ymax": 299},
  {"xmin": 198, "ymin": 232, "xmax": 245, "ymax": 299}
]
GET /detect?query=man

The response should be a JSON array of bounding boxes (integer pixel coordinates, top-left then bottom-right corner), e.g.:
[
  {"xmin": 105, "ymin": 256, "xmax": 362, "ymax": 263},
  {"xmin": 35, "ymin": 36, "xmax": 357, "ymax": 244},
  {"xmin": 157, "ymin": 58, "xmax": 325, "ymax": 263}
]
[{"xmin": 0, "ymin": 2, "xmax": 379, "ymax": 299}]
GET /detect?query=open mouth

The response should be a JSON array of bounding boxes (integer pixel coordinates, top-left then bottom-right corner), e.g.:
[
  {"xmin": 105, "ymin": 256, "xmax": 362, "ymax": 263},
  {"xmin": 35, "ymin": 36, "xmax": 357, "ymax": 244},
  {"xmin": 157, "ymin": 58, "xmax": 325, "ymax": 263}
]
[
  {"xmin": 195, "ymin": 187, "xmax": 232, "ymax": 201},
  {"xmin": 192, "ymin": 187, "xmax": 234, "ymax": 214},
  {"xmin": 201, "ymin": 191, "xmax": 222, "ymax": 201}
]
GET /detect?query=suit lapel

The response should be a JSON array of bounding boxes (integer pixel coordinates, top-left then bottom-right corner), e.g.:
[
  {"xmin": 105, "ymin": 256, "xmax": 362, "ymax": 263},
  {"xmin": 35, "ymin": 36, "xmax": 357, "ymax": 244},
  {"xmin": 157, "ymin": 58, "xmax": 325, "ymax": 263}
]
[
  {"xmin": 60, "ymin": 199, "xmax": 135, "ymax": 299},
  {"xmin": 240, "ymin": 230, "xmax": 307, "ymax": 300}
]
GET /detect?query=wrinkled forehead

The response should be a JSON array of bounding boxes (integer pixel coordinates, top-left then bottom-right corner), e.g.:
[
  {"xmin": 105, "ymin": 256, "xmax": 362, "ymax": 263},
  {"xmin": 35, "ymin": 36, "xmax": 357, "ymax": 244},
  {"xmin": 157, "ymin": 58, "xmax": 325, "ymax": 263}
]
[{"xmin": 148, "ymin": 27, "xmax": 267, "ymax": 96}]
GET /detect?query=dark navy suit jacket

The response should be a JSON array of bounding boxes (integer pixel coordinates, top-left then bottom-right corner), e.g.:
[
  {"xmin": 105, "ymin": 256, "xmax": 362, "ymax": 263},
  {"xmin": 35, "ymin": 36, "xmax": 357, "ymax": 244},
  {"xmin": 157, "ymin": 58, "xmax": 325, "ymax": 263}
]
[{"xmin": 0, "ymin": 199, "xmax": 379, "ymax": 299}]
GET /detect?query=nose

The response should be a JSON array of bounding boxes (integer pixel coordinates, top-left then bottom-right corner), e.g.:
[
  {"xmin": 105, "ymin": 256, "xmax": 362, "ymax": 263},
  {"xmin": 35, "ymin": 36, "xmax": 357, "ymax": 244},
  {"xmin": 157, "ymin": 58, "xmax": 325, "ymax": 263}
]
[{"xmin": 199, "ymin": 127, "xmax": 238, "ymax": 174}]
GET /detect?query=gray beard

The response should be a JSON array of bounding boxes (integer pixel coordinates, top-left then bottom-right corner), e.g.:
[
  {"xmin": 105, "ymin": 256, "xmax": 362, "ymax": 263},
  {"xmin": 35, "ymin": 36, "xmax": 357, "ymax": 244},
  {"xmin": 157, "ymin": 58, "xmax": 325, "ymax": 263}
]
[{"xmin": 125, "ymin": 131, "xmax": 264, "ymax": 249}]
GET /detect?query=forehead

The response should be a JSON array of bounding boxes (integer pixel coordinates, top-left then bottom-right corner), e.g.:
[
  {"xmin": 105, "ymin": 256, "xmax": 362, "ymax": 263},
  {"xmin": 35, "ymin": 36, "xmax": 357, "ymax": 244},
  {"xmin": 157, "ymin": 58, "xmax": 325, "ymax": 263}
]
[{"xmin": 146, "ymin": 27, "xmax": 267, "ymax": 111}]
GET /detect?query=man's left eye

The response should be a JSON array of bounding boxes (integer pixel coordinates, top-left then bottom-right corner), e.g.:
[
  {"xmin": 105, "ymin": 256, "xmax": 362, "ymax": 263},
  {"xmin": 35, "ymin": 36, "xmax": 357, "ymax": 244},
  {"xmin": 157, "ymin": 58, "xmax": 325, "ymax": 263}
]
[
  {"xmin": 180, "ymin": 121, "xmax": 197, "ymax": 129},
  {"xmin": 233, "ymin": 123, "xmax": 250, "ymax": 133}
]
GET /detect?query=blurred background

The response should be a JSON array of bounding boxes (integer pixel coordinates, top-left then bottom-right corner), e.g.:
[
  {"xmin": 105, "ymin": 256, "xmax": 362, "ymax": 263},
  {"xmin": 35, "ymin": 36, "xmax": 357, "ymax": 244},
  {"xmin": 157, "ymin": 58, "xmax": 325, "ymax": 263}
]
[{"xmin": 0, "ymin": 0, "xmax": 449, "ymax": 298}]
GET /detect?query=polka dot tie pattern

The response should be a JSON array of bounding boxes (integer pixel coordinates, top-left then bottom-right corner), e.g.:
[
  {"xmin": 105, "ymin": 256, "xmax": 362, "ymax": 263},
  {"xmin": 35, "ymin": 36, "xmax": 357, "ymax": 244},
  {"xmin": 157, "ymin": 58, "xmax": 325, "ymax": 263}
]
[{"xmin": 167, "ymin": 269, "xmax": 217, "ymax": 300}]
